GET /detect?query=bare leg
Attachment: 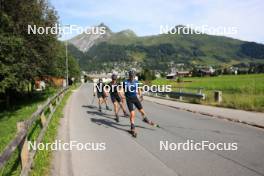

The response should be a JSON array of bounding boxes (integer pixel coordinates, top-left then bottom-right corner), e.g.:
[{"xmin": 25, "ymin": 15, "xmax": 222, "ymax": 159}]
[
  {"xmin": 130, "ymin": 110, "xmax": 136, "ymax": 125},
  {"xmin": 139, "ymin": 108, "xmax": 152, "ymax": 124},
  {"xmin": 113, "ymin": 101, "xmax": 120, "ymax": 122},
  {"xmin": 120, "ymin": 101, "xmax": 128, "ymax": 115},
  {"xmin": 138, "ymin": 108, "xmax": 158, "ymax": 126},
  {"xmin": 114, "ymin": 102, "xmax": 119, "ymax": 115},
  {"xmin": 98, "ymin": 98, "xmax": 102, "ymax": 106},
  {"xmin": 138, "ymin": 108, "xmax": 146, "ymax": 118},
  {"xmin": 98, "ymin": 98, "xmax": 103, "ymax": 111},
  {"xmin": 103, "ymin": 98, "xmax": 108, "ymax": 106},
  {"xmin": 103, "ymin": 98, "xmax": 110, "ymax": 110},
  {"xmin": 130, "ymin": 110, "xmax": 137, "ymax": 136}
]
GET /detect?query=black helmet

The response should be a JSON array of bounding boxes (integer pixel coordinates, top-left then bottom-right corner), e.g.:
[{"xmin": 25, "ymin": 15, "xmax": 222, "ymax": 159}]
[
  {"xmin": 128, "ymin": 70, "xmax": 136, "ymax": 78},
  {"xmin": 98, "ymin": 78, "xmax": 103, "ymax": 82},
  {"xmin": 111, "ymin": 74, "xmax": 117, "ymax": 80}
]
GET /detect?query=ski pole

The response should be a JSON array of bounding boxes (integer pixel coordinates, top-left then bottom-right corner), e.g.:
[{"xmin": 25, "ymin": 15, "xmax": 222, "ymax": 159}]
[{"xmin": 91, "ymin": 94, "xmax": 95, "ymax": 105}]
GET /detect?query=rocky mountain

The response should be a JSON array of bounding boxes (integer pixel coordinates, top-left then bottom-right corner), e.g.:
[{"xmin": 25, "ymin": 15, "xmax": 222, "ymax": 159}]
[
  {"xmin": 68, "ymin": 23, "xmax": 113, "ymax": 52},
  {"xmin": 68, "ymin": 23, "xmax": 264, "ymax": 72}
]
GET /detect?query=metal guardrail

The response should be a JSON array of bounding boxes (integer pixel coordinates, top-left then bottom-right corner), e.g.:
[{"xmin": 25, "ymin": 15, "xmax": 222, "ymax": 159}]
[
  {"xmin": 145, "ymin": 88, "xmax": 206, "ymax": 101},
  {"xmin": 0, "ymin": 87, "xmax": 69, "ymax": 176}
]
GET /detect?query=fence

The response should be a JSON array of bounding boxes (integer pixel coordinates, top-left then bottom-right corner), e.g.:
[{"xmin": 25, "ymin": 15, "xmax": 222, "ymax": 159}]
[
  {"xmin": 144, "ymin": 87, "xmax": 206, "ymax": 101},
  {"xmin": 0, "ymin": 87, "xmax": 68, "ymax": 176}
]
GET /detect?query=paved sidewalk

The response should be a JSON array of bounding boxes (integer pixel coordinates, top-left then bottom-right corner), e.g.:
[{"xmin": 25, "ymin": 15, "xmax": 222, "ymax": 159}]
[{"xmin": 144, "ymin": 96, "xmax": 264, "ymax": 129}]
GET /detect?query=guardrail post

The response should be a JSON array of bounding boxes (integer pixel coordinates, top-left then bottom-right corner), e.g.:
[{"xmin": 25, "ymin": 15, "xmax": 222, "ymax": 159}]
[
  {"xmin": 179, "ymin": 88, "xmax": 183, "ymax": 101},
  {"xmin": 198, "ymin": 88, "xmax": 202, "ymax": 94},
  {"xmin": 20, "ymin": 140, "xmax": 29, "ymax": 170},
  {"xmin": 17, "ymin": 122, "xmax": 29, "ymax": 170},
  {"xmin": 214, "ymin": 91, "xmax": 222, "ymax": 103},
  {"xmin": 49, "ymin": 103, "xmax": 53, "ymax": 112},
  {"xmin": 56, "ymin": 97, "xmax": 59, "ymax": 105},
  {"xmin": 40, "ymin": 112, "xmax": 46, "ymax": 127}
]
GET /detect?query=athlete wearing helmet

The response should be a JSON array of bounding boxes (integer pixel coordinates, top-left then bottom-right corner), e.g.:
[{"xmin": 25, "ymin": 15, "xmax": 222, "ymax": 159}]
[
  {"xmin": 123, "ymin": 70, "xmax": 155, "ymax": 137},
  {"xmin": 108, "ymin": 73, "xmax": 129, "ymax": 122},
  {"xmin": 93, "ymin": 78, "xmax": 110, "ymax": 112}
]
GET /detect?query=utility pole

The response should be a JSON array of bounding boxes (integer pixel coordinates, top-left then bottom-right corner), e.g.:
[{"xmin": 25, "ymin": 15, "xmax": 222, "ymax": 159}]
[
  {"xmin": 65, "ymin": 40, "xmax": 69, "ymax": 87},
  {"xmin": 63, "ymin": 24, "xmax": 71, "ymax": 87}
]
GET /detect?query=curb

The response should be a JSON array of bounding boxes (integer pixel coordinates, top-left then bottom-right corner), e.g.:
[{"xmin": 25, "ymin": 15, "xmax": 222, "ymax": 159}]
[{"xmin": 145, "ymin": 95, "xmax": 264, "ymax": 130}]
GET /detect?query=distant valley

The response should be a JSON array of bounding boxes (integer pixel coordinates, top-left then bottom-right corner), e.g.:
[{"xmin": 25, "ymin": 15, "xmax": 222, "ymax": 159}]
[{"xmin": 67, "ymin": 23, "xmax": 264, "ymax": 73}]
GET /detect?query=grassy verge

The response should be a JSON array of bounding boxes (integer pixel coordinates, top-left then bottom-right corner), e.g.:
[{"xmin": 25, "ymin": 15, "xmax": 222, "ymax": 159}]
[
  {"xmin": 0, "ymin": 88, "xmax": 57, "ymax": 154},
  {"xmin": 151, "ymin": 74, "xmax": 264, "ymax": 112},
  {"xmin": 29, "ymin": 84, "xmax": 79, "ymax": 176},
  {"xmin": 0, "ymin": 84, "xmax": 78, "ymax": 175},
  {"xmin": 0, "ymin": 88, "xmax": 57, "ymax": 176}
]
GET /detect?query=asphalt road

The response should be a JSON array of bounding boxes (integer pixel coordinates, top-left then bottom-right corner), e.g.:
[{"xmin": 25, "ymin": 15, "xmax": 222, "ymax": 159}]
[{"xmin": 52, "ymin": 83, "xmax": 264, "ymax": 176}]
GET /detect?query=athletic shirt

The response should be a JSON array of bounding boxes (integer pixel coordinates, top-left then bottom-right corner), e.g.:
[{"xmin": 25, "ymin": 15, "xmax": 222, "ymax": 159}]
[
  {"xmin": 123, "ymin": 80, "xmax": 139, "ymax": 98},
  {"xmin": 108, "ymin": 81, "xmax": 120, "ymax": 97}
]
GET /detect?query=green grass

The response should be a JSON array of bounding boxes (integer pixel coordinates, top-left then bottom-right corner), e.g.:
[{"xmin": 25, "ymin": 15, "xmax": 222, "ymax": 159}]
[
  {"xmin": 0, "ymin": 89, "xmax": 57, "ymax": 153},
  {"xmin": 151, "ymin": 74, "xmax": 264, "ymax": 111},
  {"xmin": 0, "ymin": 85, "xmax": 78, "ymax": 176},
  {"xmin": 0, "ymin": 88, "xmax": 57, "ymax": 176},
  {"xmin": 29, "ymin": 84, "xmax": 79, "ymax": 176}
]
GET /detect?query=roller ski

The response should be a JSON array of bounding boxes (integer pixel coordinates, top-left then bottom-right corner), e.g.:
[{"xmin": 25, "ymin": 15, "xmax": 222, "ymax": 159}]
[
  {"xmin": 123, "ymin": 111, "xmax": 129, "ymax": 117},
  {"xmin": 130, "ymin": 124, "xmax": 137, "ymax": 138},
  {"xmin": 98, "ymin": 105, "xmax": 112, "ymax": 112},
  {"xmin": 105, "ymin": 105, "xmax": 112, "ymax": 111},
  {"xmin": 98, "ymin": 105, "xmax": 102, "ymax": 112},
  {"xmin": 115, "ymin": 114, "xmax": 120, "ymax": 122},
  {"xmin": 143, "ymin": 117, "xmax": 160, "ymax": 128}
]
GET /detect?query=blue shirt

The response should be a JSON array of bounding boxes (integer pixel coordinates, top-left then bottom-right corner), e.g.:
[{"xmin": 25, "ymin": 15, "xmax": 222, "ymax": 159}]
[{"xmin": 123, "ymin": 80, "xmax": 139, "ymax": 98}]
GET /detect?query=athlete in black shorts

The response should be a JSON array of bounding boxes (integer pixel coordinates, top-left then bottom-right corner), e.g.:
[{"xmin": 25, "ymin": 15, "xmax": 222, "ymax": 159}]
[
  {"xmin": 93, "ymin": 78, "xmax": 110, "ymax": 112},
  {"xmin": 108, "ymin": 74, "xmax": 129, "ymax": 122},
  {"xmin": 123, "ymin": 70, "xmax": 154, "ymax": 137}
]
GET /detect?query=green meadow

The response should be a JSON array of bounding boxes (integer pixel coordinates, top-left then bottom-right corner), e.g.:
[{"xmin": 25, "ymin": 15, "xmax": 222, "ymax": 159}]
[
  {"xmin": 151, "ymin": 74, "xmax": 264, "ymax": 112},
  {"xmin": 0, "ymin": 88, "xmax": 56, "ymax": 176}
]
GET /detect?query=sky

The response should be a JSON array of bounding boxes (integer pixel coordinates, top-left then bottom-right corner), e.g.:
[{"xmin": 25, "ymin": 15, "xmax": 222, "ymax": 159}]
[{"xmin": 50, "ymin": 0, "xmax": 264, "ymax": 43}]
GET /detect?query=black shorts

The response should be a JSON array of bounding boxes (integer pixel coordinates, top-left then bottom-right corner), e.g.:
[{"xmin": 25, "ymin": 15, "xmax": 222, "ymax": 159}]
[
  {"xmin": 126, "ymin": 96, "xmax": 143, "ymax": 112},
  {"xmin": 111, "ymin": 95, "xmax": 121, "ymax": 103},
  {"xmin": 97, "ymin": 92, "xmax": 106, "ymax": 99}
]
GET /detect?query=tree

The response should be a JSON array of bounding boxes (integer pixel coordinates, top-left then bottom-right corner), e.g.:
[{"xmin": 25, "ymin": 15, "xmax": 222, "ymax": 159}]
[
  {"xmin": 0, "ymin": 0, "xmax": 80, "ymax": 107},
  {"xmin": 138, "ymin": 69, "xmax": 156, "ymax": 81}
]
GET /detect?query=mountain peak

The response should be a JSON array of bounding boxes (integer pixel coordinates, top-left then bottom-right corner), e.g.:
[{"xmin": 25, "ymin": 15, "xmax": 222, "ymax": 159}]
[
  {"xmin": 68, "ymin": 23, "xmax": 139, "ymax": 52},
  {"xmin": 98, "ymin": 22, "xmax": 106, "ymax": 27},
  {"xmin": 117, "ymin": 29, "xmax": 137, "ymax": 37},
  {"xmin": 168, "ymin": 25, "xmax": 195, "ymax": 35},
  {"xmin": 68, "ymin": 23, "xmax": 113, "ymax": 52},
  {"xmin": 98, "ymin": 22, "xmax": 112, "ymax": 32}
]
